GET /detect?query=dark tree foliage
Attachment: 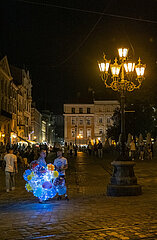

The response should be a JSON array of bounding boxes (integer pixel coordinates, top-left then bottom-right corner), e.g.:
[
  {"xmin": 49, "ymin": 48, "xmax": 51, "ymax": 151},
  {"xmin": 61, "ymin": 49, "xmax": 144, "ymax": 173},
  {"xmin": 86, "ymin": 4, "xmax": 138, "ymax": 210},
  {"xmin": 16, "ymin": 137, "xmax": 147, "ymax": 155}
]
[{"xmin": 107, "ymin": 102, "xmax": 157, "ymax": 141}]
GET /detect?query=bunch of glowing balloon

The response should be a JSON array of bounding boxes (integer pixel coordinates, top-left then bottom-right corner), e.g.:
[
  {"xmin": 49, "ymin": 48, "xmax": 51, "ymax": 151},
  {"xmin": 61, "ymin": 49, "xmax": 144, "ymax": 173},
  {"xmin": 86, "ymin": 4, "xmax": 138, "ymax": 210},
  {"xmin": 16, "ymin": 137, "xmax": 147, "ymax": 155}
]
[{"xmin": 23, "ymin": 162, "xmax": 67, "ymax": 201}]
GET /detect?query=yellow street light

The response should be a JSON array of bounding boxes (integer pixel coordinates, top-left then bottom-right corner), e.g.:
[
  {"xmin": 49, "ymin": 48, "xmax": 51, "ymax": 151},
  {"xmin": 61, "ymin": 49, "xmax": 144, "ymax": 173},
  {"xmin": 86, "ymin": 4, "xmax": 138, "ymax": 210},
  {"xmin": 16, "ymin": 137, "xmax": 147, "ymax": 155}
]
[
  {"xmin": 135, "ymin": 58, "xmax": 146, "ymax": 78},
  {"xmin": 98, "ymin": 47, "xmax": 146, "ymax": 197},
  {"xmin": 110, "ymin": 58, "xmax": 121, "ymax": 77},
  {"xmin": 124, "ymin": 62, "xmax": 135, "ymax": 73},
  {"xmin": 98, "ymin": 55, "xmax": 110, "ymax": 73},
  {"xmin": 118, "ymin": 48, "xmax": 128, "ymax": 58}
]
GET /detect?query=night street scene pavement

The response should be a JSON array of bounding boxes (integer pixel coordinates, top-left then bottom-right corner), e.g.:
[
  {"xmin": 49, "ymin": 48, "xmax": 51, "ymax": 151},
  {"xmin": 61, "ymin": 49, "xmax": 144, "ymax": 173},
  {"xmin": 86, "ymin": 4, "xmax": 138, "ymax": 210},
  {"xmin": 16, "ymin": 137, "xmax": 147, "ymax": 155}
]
[
  {"xmin": 0, "ymin": 151, "xmax": 157, "ymax": 240},
  {"xmin": 1, "ymin": 1, "xmax": 157, "ymax": 240}
]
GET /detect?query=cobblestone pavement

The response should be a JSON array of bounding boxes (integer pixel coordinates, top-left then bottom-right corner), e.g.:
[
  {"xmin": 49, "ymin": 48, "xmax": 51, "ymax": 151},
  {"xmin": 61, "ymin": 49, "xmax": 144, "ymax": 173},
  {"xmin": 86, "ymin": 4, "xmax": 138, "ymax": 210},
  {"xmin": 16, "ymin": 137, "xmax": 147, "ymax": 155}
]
[{"xmin": 0, "ymin": 152, "xmax": 157, "ymax": 240}]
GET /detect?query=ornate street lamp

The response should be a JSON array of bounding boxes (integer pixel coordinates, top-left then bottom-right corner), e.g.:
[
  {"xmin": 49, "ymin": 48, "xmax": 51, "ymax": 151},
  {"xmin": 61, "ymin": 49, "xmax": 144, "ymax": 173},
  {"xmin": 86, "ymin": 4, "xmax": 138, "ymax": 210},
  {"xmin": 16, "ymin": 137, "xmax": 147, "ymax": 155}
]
[{"xmin": 98, "ymin": 48, "xmax": 146, "ymax": 196}]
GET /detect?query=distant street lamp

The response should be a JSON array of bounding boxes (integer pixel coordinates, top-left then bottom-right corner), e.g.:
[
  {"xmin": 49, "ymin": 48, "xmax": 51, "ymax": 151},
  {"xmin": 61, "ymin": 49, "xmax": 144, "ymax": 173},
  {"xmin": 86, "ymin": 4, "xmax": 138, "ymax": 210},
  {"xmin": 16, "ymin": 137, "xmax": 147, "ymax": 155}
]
[
  {"xmin": 98, "ymin": 48, "xmax": 146, "ymax": 196},
  {"xmin": 77, "ymin": 134, "xmax": 83, "ymax": 146}
]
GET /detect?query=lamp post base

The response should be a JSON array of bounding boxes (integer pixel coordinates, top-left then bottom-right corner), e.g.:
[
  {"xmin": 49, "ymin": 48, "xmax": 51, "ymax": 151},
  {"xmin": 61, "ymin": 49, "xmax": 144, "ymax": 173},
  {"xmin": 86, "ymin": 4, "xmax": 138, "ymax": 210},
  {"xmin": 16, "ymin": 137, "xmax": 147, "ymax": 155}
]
[{"xmin": 107, "ymin": 161, "xmax": 142, "ymax": 196}]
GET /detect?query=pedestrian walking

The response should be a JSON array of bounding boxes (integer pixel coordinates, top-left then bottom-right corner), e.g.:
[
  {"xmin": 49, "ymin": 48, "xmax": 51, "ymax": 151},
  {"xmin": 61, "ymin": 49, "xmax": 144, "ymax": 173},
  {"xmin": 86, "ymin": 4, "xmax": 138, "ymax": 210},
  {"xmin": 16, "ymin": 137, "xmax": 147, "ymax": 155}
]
[
  {"xmin": 36, "ymin": 149, "xmax": 47, "ymax": 167},
  {"xmin": 146, "ymin": 142, "xmax": 153, "ymax": 160},
  {"xmin": 88, "ymin": 142, "xmax": 92, "ymax": 156},
  {"xmin": 4, "ymin": 148, "xmax": 18, "ymax": 192},
  {"xmin": 94, "ymin": 142, "xmax": 97, "ymax": 156},
  {"xmin": 53, "ymin": 150, "xmax": 69, "ymax": 200},
  {"xmin": 139, "ymin": 141, "xmax": 144, "ymax": 160},
  {"xmin": 130, "ymin": 139, "xmax": 136, "ymax": 160},
  {"xmin": 69, "ymin": 143, "xmax": 73, "ymax": 156},
  {"xmin": 98, "ymin": 141, "xmax": 103, "ymax": 158}
]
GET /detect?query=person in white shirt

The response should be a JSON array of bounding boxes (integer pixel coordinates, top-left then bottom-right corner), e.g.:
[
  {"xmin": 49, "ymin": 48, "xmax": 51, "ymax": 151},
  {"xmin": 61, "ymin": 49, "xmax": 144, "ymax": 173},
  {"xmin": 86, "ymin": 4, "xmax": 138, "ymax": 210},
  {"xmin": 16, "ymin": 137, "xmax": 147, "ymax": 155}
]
[
  {"xmin": 53, "ymin": 150, "xmax": 69, "ymax": 200},
  {"xmin": 4, "ymin": 148, "xmax": 18, "ymax": 192}
]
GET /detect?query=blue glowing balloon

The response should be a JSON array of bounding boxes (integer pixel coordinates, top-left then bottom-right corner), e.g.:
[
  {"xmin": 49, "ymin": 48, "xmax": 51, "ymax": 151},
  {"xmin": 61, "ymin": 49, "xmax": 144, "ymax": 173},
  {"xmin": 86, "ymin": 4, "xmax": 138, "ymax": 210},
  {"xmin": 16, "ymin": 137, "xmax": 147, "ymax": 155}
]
[
  {"xmin": 33, "ymin": 187, "xmax": 43, "ymax": 198},
  {"xmin": 23, "ymin": 169, "xmax": 32, "ymax": 181},
  {"xmin": 53, "ymin": 177, "xmax": 65, "ymax": 187},
  {"xmin": 49, "ymin": 187, "xmax": 57, "ymax": 198},
  {"xmin": 23, "ymin": 164, "xmax": 60, "ymax": 200},
  {"xmin": 57, "ymin": 186, "xmax": 67, "ymax": 196},
  {"xmin": 42, "ymin": 181, "xmax": 52, "ymax": 189}
]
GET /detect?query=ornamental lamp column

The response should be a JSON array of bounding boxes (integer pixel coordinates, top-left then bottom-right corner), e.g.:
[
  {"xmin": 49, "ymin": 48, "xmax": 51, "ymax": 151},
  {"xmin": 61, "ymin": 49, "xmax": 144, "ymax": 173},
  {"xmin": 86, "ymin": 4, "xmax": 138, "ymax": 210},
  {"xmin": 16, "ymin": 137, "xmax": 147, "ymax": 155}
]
[{"xmin": 98, "ymin": 48, "xmax": 146, "ymax": 196}]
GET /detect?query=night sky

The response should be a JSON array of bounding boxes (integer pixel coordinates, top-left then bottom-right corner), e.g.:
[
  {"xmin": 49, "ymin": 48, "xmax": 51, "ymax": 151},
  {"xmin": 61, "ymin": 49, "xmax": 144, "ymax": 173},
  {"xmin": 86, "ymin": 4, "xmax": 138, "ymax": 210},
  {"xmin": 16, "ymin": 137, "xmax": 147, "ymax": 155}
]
[{"xmin": 1, "ymin": 0, "xmax": 157, "ymax": 113}]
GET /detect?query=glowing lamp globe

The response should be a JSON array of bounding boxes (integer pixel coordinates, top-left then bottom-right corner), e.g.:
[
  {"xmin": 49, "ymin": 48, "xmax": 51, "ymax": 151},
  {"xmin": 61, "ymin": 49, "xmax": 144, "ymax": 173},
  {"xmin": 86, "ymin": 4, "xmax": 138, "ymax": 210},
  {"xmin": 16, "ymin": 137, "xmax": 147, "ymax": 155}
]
[
  {"xmin": 124, "ymin": 62, "xmax": 135, "ymax": 73},
  {"xmin": 111, "ymin": 58, "xmax": 121, "ymax": 77},
  {"xmin": 118, "ymin": 48, "xmax": 128, "ymax": 58},
  {"xmin": 135, "ymin": 58, "xmax": 146, "ymax": 78},
  {"xmin": 98, "ymin": 61, "xmax": 110, "ymax": 73}
]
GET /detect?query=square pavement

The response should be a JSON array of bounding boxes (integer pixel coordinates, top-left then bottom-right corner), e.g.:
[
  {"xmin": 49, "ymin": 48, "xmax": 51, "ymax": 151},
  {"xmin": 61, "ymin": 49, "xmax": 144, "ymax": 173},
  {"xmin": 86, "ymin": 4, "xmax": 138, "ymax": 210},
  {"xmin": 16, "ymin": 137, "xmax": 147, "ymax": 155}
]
[{"xmin": 0, "ymin": 152, "xmax": 157, "ymax": 239}]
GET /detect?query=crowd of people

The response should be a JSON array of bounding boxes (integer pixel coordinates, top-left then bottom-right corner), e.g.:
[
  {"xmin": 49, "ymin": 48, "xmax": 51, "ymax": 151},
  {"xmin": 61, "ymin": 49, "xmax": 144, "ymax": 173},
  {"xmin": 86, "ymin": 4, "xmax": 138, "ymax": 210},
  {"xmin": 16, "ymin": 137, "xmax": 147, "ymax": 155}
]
[
  {"xmin": 0, "ymin": 136, "xmax": 156, "ymax": 199},
  {"xmin": 128, "ymin": 139, "xmax": 153, "ymax": 161},
  {"xmin": 0, "ymin": 142, "xmax": 69, "ymax": 201}
]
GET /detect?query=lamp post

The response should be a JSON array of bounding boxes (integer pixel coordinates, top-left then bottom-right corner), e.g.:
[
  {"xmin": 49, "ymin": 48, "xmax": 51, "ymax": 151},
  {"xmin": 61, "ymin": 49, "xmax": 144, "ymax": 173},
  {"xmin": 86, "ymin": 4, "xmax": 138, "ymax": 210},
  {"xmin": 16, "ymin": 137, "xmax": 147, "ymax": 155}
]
[
  {"xmin": 98, "ymin": 48, "xmax": 146, "ymax": 196},
  {"xmin": 74, "ymin": 125, "xmax": 77, "ymax": 146}
]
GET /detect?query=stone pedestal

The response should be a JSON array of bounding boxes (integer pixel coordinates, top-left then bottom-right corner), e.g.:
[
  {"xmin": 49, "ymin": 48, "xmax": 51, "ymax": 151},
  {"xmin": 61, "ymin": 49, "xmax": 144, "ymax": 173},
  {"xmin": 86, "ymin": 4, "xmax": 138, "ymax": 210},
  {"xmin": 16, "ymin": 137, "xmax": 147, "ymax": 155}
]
[{"xmin": 107, "ymin": 161, "xmax": 142, "ymax": 196}]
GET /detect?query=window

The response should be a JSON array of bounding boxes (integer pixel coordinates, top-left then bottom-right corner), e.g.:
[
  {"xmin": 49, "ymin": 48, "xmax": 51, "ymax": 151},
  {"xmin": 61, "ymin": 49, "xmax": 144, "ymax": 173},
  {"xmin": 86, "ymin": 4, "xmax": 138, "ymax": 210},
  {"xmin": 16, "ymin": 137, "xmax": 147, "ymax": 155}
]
[
  {"xmin": 87, "ymin": 118, "xmax": 91, "ymax": 125},
  {"xmin": 71, "ymin": 128, "xmax": 75, "ymax": 137},
  {"xmin": 79, "ymin": 118, "xmax": 83, "ymax": 125},
  {"xmin": 99, "ymin": 129, "xmax": 103, "ymax": 135},
  {"xmin": 107, "ymin": 117, "xmax": 110, "ymax": 124},
  {"xmin": 79, "ymin": 108, "xmax": 83, "ymax": 114},
  {"xmin": 87, "ymin": 129, "xmax": 91, "ymax": 138},
  {"xmin": 99, "ymin": 117, "xmax": 103, "ymax": 123},
  {"xmin": 79, "ymin": 128, "xmax": 83, "ymax": 136},
  {"xmin": 71, "ymin": 118, "xmax": 75, "ymax": 125},
  {"xmin": 72, "ymin": 108, "xmax": 75, "ymax": 114},
  {"xmin": 87, "ymin": 108, "xmax": 91, "ymax": 114}
]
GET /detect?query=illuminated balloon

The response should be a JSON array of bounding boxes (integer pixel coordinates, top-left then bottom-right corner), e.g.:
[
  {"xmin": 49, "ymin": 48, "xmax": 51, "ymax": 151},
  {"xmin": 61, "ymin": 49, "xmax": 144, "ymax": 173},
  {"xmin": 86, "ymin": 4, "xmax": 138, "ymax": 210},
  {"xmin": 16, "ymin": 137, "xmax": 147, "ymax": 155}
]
[
  {"xmin": 47, "ymin": 164, "xmax": 54, "ymax": 171},
  {"xmin": 23, "ymin": 164, "xmax": 60, "ymax": 201},
  {"xmin": 27, "ymin": 174, "xmax": 33, "ymax": 181},
  {"xmin": 33, "ymin": 187, "xmax": 43, "ymax": 198},
  {"xmin": 49, "ymin": 187, "xmax": 57, "ymax": 198},
  {"xmin": 23, "ymin": 169, "xmax": 32, "ymax": 181},
  {"xmin": 42, "ymin": 181, "xmax": 52, "ymax": 189},
  {"xmin": 53, "ymin": 177, "xmax": 65, "ymax": 187},
  {"xmin": 26, "ymin": 183, "xmax": 33, "ymax": 192},
  {"xmin": 57, "ymin": 186, "xmax": 67, "ymax": 196},
  {"xmin": 52, "ymin": 171, "xmax": 59, "ymax": 178}
]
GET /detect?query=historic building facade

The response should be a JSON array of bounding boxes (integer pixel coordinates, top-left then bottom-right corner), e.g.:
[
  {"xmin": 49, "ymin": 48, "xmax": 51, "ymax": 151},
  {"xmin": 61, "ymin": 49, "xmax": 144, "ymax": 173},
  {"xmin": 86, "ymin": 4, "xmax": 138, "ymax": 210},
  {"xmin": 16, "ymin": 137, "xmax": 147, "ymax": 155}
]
[
  {"xmin": 0, "ymin": 56, "xmax": 33, "ymax": 144},
  {"xmin": 10, "ymin": 65, "xmax": 32, "ymax": 141},
  {"xmin": 0, "ymin": 56, "xmax": 16, "ymax": 144},
  {"xmin": 31, "ymin": 107, "xmax": 42, "ymax": 143},
  {"xmin": 64, "ymin": 101, "xmax": 119, "ymax": 145}
]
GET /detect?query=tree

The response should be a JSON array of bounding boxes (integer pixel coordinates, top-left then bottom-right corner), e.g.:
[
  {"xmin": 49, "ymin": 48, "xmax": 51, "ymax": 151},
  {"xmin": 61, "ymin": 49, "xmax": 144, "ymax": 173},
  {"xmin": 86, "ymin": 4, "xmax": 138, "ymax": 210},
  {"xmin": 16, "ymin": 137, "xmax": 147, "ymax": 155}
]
[{"xmin": 107, "ymin": 102, "xmax": 156, "ymax": 141}]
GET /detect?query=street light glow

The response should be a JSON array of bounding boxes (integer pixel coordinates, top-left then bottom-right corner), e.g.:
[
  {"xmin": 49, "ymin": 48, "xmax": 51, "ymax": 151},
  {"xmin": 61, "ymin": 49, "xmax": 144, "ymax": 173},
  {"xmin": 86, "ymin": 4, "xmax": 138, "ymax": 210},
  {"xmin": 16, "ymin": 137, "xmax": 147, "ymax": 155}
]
[
  {"xmin": 124, "ymin": 62, "xmax": 135, "ymax": 73},
  {"xmin": 110, "ymin": 58, "xmax": 121, "ymax": 77},
  {"xmin": 118, "ymin": 48, "xmax": 128, "ymax": 58}
]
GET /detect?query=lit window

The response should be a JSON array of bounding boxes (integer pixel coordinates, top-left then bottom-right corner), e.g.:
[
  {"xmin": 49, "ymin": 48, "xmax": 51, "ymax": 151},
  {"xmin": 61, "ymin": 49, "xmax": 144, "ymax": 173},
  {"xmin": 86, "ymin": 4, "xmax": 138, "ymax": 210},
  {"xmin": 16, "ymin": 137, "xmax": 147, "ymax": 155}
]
[
  {"xmin": 79, "ymin": 128, "xmax": 83, "ymax": 136},
  {"xmin": 87, "ymin": 129, "xmax": 91, "ymax": 138}
]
